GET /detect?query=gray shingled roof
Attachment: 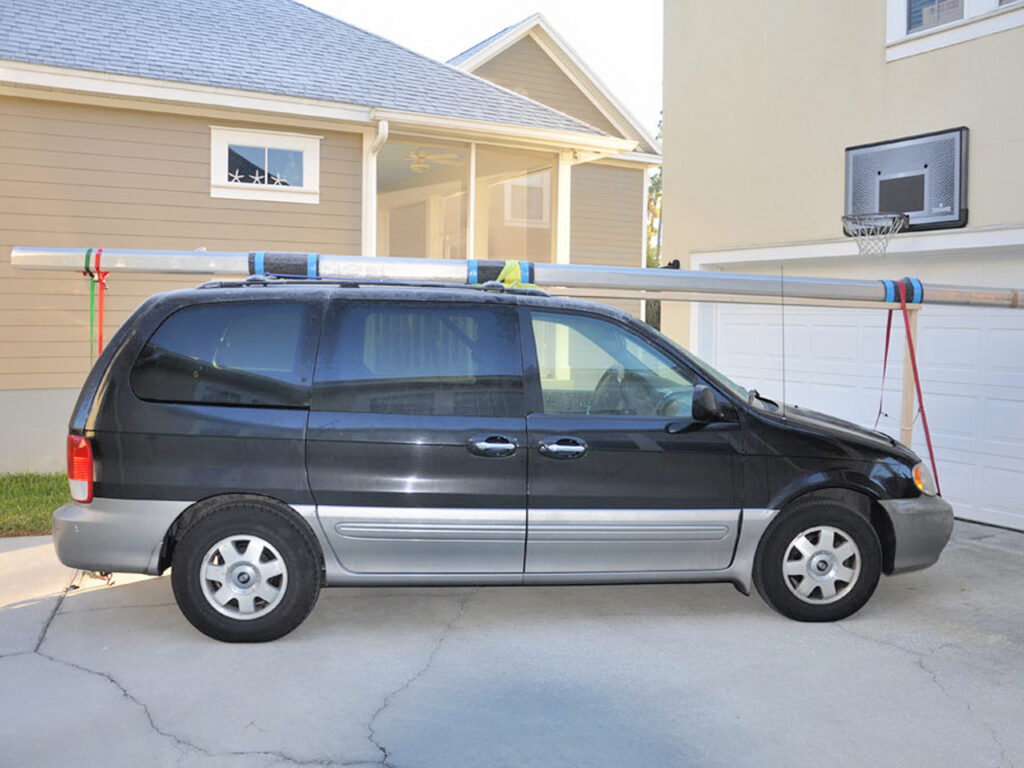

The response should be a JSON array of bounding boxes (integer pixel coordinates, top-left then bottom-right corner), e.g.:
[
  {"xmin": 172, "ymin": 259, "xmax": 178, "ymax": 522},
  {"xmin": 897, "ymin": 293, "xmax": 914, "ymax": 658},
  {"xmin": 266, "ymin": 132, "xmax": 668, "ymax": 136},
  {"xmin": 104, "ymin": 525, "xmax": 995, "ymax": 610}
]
[
  {"xmin": 0, "ymin": 0, "xmax": 605, "ymax": 136},
  {"xmin": 448, "ymin": 18, "xmax": 524, "ymax": 67}
]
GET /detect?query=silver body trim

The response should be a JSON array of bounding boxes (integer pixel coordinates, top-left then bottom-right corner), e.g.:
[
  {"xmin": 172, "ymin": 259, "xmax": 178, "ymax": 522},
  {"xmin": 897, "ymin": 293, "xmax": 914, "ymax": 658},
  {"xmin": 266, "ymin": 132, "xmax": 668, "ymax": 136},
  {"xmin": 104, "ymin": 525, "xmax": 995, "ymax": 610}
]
[
  {"xmin": 526, "ymin": 508, "xmax": 739, "ymax": 573},
  {"xmin": 52, "ymin": 498, "xmax": 190, "ymax": 575},
  {"xmin": 315, "ymin": 505, "xmax": 526, "ymax": 575}
]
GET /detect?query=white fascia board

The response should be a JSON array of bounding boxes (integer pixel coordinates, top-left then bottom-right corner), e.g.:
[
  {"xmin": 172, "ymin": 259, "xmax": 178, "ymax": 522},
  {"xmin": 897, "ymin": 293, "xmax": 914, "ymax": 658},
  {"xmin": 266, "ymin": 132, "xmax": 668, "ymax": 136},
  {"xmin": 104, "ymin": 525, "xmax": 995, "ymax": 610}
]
[
  {"xmin": 690, "ymin": 225, "xmax": 1024, "ymax": 269},
  {"xmin": 0, "ymin": 58, "xmax": 374, "ymax": 123},
  {"xmin": 371, "ymin": 108, "xmax": 636, "ymax": 154},
  {"xmin": 453, "ymin": 14, "xmax": 661, "ymax": 156},
  {"xmin": 602, "ymin": 151, "xmax": 662, "ymax": 166}
]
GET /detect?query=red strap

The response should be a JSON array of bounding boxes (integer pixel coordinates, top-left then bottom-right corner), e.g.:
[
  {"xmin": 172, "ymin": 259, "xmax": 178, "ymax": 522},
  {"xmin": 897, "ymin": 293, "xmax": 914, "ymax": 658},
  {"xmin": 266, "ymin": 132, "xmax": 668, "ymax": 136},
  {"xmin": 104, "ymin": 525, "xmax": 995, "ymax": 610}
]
[
  {"xmin": 874, "ymin": 309, "xmax": 894, "ymax": 430},
  {"xmin": 897, "ymin": 282, "xmax": 941, "ymax": 496}
]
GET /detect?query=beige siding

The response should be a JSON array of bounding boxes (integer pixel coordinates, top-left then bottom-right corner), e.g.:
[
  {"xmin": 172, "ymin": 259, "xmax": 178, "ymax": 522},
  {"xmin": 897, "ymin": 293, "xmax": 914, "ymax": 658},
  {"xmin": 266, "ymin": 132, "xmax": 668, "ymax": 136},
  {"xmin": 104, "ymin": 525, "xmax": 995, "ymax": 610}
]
[
  {"xmin": 474, "ymin": 37, "xmax": 623, "ymax": 138},
  {"xmin": 0, "ymin": 96, "xmax": 362, "ymax": 390},
  {"xmin": 569, "ymin": 163, "xmax": 644, "ymax": 316}
]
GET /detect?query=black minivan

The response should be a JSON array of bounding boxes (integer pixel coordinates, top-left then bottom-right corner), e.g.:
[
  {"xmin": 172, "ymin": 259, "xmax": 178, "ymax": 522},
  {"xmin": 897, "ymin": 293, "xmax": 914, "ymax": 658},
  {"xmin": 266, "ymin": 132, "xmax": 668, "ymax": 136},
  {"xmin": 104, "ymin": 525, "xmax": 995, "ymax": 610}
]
[{"xmin": 54, "ymin": 279, "xmax": 954, "ymax": 642}]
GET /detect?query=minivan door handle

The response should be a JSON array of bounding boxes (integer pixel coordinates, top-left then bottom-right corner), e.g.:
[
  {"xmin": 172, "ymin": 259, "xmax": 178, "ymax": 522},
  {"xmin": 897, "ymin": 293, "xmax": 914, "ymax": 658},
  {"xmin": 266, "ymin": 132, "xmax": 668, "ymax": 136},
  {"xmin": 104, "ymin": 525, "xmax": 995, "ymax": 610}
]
[
  {"xmin": 538, "ymin": 436, "xmax": 588, "ymax": 459},
  {"xmin": 467, "ymin": 434, "xmax": 519, "ymax": 458}
]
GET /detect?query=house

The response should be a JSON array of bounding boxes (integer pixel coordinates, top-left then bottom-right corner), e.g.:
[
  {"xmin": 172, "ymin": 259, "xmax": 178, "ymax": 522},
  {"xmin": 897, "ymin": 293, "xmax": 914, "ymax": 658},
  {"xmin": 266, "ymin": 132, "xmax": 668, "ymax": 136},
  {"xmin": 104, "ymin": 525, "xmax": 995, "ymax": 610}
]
[
  {"xmin": 0, "ymin": 0, "xmax": 660, "ymax": 471},
  {"xmin": 661, "ymin": 0, "xmax": 1024, "ymax": 530}
]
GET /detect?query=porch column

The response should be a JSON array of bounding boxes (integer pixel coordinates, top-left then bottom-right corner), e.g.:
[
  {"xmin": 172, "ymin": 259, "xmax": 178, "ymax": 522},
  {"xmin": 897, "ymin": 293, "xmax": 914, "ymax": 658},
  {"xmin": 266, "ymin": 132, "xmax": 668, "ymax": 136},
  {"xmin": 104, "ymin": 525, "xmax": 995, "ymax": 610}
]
[{"xmin": 555, "ymin": 150, "xmax": 573, "ymax": 264}]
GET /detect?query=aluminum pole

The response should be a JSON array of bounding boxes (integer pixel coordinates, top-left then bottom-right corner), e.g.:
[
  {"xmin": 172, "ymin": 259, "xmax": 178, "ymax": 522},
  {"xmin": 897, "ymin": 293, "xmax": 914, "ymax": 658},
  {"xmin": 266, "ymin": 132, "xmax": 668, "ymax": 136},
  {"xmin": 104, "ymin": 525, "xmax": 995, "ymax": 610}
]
[{"xmin": 10, "ymin": 246, "xmax": 1022, "ymax": 310}]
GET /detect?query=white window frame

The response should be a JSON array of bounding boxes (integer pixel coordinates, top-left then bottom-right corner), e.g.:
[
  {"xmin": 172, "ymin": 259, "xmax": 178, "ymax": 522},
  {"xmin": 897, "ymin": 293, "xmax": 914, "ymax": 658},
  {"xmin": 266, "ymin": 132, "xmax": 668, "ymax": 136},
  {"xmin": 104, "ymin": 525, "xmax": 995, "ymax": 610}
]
[
  {"xmin": 886, "ymin": 0, "xmax": 1024, "ymax": 60},
  {"xmin": 502, "ymin": 171, "xmax": 552, "ymax": 228},
  {"xmin": 210, "ymin": 126, "xmax": 321, "ymax": 204}
]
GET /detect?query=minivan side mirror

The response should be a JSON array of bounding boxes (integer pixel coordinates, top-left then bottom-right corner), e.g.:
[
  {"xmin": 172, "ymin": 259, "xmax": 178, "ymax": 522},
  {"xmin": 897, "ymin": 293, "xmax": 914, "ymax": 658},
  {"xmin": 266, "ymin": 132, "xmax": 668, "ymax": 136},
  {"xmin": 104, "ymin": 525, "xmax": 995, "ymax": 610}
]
[{"xmin": 692, "ymin": 384, "xmax": 726, "ymax": 423}]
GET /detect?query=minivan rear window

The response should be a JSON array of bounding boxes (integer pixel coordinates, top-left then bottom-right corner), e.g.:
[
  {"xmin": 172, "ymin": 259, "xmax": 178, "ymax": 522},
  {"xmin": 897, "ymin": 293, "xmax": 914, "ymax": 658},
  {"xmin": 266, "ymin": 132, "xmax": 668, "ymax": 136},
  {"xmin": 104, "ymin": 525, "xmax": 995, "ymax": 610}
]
[
  {"xmin": 313, "ymin": 303, "xmax": 524, "ymax": 417},
  {"xmin": 131, "ymin": 301, "xmax": 319, "ymax": 408}
]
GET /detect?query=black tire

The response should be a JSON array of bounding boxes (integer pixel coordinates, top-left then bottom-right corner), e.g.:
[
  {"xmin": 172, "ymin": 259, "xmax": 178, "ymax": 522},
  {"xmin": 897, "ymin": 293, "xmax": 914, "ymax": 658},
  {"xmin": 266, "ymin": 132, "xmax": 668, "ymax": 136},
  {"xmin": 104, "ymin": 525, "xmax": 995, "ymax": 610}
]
[
  {"xmin": 753, "ymin": 499, "xmax": 882, "ymax": 622},
  {"xmin": 171, "ymin": 498, "xmax": 321, "ymax": 642}
]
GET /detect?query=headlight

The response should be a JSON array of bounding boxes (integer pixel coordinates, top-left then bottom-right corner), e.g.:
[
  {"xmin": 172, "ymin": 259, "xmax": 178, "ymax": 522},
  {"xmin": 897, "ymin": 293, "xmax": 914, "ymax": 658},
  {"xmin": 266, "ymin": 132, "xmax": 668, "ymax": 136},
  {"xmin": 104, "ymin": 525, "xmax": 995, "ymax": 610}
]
[{"xmin": 913, "ymin": 462, "xmax": 937, "ymax": 496}]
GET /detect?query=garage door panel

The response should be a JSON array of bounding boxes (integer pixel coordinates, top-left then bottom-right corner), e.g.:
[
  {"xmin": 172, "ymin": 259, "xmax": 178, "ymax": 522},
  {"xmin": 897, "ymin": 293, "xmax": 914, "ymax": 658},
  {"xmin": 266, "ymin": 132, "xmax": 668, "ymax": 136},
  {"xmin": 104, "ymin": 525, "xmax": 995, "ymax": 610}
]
[
  {"xmin": 705, "ymin": 300, "xmax": 1024, "ymax": 530},
  {"xmin": 985, "ymin": 399, "xmax": 1024, "ymax": 448}
]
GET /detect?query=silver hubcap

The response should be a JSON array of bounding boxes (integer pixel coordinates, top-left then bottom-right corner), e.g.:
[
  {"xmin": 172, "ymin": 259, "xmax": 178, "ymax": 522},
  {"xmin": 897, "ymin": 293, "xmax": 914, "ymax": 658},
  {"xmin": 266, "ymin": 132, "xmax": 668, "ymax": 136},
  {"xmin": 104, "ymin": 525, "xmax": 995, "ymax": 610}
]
[
  {"xmin": 200, "ymin": 535, "xmax": 287, "ymax": 620},
  {"xmin": 783, "ymin": 525, "xmax": 861, "ymax": 604}
]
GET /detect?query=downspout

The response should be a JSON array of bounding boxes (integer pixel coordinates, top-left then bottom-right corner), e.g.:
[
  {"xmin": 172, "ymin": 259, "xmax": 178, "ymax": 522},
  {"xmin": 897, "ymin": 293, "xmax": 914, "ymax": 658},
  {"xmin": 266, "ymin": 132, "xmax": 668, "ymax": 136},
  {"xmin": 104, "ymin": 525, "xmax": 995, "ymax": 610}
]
[{"xmin": 362, "ymin": 119, "xmax": 389, "ymax": 256}]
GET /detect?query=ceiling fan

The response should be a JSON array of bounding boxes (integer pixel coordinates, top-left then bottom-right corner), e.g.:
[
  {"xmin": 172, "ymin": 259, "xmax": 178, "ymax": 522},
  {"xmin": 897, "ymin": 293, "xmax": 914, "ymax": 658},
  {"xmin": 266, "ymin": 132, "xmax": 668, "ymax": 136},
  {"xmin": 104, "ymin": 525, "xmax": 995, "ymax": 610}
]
[{"xmin": 406, "ymin": 148, "xmax": 462, "ymax": 174}]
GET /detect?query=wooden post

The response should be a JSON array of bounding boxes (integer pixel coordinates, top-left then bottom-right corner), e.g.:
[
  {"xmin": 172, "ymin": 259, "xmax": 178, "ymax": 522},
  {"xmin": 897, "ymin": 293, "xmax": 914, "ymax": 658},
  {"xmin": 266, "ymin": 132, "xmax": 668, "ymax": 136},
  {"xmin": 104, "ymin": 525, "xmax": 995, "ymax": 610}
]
[{"xmin": 899, "ymin": 307, "xmax": 920, "ymax": 448}]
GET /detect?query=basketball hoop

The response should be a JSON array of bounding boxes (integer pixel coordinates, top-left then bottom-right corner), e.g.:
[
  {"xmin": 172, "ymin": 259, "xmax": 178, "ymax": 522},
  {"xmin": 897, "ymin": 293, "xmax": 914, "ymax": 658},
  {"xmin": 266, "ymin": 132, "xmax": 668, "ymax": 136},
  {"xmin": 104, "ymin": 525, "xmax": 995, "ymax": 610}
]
[{"xmin": 842, "ymin": 212, "xmax": 909, "ymax": 257}]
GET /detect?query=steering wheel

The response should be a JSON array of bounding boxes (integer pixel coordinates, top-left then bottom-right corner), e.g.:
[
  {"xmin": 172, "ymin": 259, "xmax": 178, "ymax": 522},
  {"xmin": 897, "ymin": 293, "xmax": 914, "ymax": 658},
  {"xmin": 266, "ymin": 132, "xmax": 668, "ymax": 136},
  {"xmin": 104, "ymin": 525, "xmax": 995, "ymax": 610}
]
[{"xmin": 589, "ymin": 365, "xmax": 624, "ymax": 414}]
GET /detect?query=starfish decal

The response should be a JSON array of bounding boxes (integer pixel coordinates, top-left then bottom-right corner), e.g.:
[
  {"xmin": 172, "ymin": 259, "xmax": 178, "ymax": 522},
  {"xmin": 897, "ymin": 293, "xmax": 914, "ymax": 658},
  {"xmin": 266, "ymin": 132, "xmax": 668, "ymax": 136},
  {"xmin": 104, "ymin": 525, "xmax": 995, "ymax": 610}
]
[
  {"xmin": 249, "ymin": 169, "xmax": 265, "ymax": 184},
  {"xmin": 228, "ymin": 169, "xmax": 244, "ymax": 183},
  {"xmin": 270, "ymin": 174, "xmax": 284, "ymax": 186}
]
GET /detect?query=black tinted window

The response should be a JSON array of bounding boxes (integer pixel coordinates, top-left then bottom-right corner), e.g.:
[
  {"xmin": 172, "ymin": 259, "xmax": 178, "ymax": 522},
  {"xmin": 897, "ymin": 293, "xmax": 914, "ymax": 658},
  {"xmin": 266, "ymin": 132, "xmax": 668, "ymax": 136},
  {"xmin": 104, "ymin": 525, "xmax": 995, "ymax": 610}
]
[
  {"xmin": 131, "ymin": 301, "xmax": 318, "ymax": 407},
  {"xmin": 313, "ymin": 303, "xmax": 523, "ymax": 417}
]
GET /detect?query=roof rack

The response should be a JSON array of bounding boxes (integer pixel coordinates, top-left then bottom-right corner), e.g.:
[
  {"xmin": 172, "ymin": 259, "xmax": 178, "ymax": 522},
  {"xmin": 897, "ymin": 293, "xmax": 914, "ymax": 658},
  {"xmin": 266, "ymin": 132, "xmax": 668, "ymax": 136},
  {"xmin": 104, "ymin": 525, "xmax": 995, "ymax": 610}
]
[{"xmin": 196, "ymin": 274, "xmax": 549, "ymax": 296}]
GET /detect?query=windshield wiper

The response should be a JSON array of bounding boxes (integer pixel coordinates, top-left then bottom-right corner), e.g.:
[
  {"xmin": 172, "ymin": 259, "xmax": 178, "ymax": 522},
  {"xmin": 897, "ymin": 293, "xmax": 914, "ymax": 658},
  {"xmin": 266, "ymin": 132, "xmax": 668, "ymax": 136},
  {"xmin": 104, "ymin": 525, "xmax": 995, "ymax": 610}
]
[{"xmin": 749, "ymin": 389, "xmax": 779, "ymax": 408}]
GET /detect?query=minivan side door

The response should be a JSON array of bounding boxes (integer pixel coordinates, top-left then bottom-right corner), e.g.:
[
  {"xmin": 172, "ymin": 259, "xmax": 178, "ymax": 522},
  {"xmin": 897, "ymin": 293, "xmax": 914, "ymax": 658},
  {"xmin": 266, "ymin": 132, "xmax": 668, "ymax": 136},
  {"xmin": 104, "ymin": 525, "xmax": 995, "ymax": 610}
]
[
  {"xmin": 522, "ymin": 310, "xmax": 742, "ymax": 575},
  {"xmin": 306, "ymin": 299, "xmax": 528, "ymax": 575}
]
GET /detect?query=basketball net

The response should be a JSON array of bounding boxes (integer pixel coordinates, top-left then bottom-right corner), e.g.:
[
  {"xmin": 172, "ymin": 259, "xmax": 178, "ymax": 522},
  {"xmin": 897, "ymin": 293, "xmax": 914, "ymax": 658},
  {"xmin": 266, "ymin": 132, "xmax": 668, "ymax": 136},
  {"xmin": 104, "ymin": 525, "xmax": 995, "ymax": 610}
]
[{"xmin": 842, "ymin": 213, "xmax": 909, "ymax": 257}]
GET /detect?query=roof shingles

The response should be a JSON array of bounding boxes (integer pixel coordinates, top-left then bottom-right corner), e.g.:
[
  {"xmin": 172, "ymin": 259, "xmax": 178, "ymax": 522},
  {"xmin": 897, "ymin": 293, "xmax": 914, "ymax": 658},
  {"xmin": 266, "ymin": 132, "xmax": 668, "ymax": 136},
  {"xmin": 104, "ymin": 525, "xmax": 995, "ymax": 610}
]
[{"xmin": 0, "ymin": 0, "xmax": 604, "ymax": 135}]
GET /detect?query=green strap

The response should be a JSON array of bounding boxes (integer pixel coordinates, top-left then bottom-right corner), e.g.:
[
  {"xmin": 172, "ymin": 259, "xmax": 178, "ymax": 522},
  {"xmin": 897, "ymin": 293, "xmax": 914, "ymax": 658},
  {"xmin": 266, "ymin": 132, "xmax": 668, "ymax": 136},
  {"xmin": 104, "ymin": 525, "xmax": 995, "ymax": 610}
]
[
  {"xmin": 496, "ymin": 260, "xmax": 537, "ymax": 289},
  {"xmin": 84, "ymin": 249, "xmax": 95, "ymax": 364}
]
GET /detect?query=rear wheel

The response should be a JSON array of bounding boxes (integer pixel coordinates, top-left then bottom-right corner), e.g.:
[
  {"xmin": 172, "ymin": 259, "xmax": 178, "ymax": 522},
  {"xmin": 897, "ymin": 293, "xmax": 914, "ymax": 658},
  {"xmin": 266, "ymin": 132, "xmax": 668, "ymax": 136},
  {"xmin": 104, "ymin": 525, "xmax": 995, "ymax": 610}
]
[
  {"xmin": 754, "ymin": 500, "xmax": 881, "ymax": 622},
  {"xmin": 171, "ymin": 499, "xmax": 321, "ymax": 642}
]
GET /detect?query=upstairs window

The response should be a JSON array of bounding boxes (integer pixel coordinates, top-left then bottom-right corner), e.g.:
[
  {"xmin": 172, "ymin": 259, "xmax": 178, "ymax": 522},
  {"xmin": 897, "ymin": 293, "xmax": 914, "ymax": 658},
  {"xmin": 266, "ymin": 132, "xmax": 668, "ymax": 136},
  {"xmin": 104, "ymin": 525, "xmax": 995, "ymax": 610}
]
[
  {"xmin": 210, "ymin": 127, "xmax": 320, "ymax": 204},
  {"xmin": 908, "ymin": 0, "xmax": 963, "ymax": 32}
]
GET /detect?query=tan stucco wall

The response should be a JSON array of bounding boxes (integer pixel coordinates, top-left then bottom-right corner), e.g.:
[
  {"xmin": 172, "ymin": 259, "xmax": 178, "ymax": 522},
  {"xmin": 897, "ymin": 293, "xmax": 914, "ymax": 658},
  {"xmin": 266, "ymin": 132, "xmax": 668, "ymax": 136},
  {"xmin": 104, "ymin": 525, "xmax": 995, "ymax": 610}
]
[
  {"xmin": 473, "ymin": 36, "xmax": 624, "ymax": 138},
  {"xmin": 0, "ymin": 95, "xmax": 363, "ymax": 391},
  {"xmin": 661, "ymin": 0, "xmax": 1024, "ymax": 342}
]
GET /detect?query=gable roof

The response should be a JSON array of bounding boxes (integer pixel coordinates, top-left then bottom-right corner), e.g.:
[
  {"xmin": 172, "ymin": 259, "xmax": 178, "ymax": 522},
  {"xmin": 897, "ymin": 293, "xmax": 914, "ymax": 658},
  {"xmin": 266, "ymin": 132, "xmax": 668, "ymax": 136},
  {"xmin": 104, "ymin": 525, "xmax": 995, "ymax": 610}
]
[
  {"xmin": 450, "ymin": 13, "xmax": 661, "ymax": 158},
  {"xmin": 0, "ymin": 0, "xmax": 609, "ymax": 138}
]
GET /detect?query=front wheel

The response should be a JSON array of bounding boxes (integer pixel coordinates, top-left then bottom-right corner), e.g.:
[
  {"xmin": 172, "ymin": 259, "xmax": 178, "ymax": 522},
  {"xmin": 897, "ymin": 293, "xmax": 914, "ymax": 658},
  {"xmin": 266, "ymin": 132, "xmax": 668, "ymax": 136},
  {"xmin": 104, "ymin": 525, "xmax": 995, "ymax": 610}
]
[
  {"xmin": 171, "ymin": 499, "xmax": 321, "ymax": 642},
  {"xmin": 753, "ymin": 501, "xmax": 882, "ymax": 622}
]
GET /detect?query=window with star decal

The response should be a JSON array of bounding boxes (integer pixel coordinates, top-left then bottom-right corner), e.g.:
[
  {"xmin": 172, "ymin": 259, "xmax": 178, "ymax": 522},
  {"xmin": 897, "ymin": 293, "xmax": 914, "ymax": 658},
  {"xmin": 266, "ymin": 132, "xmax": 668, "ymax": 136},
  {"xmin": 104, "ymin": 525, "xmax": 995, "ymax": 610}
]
[{"xmin": 210, "ymin": 126, "xmax": 321, "ymax": 204}]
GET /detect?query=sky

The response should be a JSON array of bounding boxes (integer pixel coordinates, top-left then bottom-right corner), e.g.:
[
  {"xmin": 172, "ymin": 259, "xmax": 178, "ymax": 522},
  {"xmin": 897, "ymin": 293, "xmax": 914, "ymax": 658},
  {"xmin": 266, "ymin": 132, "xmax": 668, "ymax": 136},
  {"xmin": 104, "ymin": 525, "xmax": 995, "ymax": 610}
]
[{"xmin": 297, "ymin": 0, "xmax": 663, "ymax": 137}]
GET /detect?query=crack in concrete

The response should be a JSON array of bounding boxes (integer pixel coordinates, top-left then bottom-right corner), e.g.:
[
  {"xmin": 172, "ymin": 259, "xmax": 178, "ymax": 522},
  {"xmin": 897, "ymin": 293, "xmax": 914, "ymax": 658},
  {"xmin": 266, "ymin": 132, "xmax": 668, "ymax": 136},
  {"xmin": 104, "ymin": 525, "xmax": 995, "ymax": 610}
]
[
  {"xmin": 23, "ymin": 569, "xmax": 376, "ymax": 767},
  {"xmin": 835, "ymin": 623, "xmax": 1014, "ymax": 768},
  {"xmin": 365, "ymin": 589, "xmax": 476, "ymax": 768}
]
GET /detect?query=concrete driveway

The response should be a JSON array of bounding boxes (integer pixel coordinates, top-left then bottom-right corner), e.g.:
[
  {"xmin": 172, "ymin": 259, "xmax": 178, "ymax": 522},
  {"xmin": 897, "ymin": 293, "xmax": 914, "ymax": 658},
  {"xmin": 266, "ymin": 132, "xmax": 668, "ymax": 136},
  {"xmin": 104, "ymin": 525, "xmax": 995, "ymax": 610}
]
[{"xmin": 1, "ymin": 520, "xmax": 1022, "ymax": 768}]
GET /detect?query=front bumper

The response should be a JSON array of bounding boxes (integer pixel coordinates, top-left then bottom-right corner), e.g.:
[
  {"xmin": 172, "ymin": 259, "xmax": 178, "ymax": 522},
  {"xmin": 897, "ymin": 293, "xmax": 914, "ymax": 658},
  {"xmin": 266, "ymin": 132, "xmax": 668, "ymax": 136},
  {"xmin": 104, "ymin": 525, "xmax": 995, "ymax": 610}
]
[
  {"xmin": 53, "ymin": 498, "xmax": 189, "ymax": 574},
  {"xmin": 879, "ymin": 495, "xmax": 955, "ymax": 574}
]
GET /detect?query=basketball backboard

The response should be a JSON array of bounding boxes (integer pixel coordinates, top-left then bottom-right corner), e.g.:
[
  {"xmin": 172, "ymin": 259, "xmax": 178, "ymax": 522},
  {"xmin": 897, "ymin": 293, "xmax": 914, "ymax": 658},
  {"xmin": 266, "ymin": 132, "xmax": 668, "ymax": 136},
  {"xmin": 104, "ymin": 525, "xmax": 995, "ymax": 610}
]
[{"xmin": 844, "ymin": 127, "xmax": 968, "ymax": 232}]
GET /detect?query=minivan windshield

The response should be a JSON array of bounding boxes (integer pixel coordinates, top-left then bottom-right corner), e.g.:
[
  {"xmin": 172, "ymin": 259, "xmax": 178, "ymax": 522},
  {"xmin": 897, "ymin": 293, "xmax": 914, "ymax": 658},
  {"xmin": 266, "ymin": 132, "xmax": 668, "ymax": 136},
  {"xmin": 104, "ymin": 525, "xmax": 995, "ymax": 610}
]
[{"xmin": 648, "ymin": 327, "xmax": 751, "ymax": 402}]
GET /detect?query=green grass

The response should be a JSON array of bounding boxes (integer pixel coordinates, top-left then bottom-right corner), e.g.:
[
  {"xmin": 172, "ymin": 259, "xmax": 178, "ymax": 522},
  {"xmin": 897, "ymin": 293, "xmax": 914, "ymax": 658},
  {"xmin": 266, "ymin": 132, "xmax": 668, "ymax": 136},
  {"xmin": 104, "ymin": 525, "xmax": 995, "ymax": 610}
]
[{"xmin": 0, "ymin": 472, "xmax": 69, "ymax": 537}]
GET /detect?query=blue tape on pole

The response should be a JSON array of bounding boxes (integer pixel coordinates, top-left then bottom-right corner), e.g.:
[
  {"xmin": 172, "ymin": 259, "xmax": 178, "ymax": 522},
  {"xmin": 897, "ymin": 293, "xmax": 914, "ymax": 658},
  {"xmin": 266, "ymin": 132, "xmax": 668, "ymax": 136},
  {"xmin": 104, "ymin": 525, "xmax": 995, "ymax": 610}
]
[
  {"xmin": 467, "ymin": 259, "xmax": 478, "ymax": 285},
  {"xmin": 881, "ymin": 279, "xmax": 895, "ymax": 303},
  {"xmin": 307, "ymin": 253, "xmax": 318, "ymax": 277},
  {"xmin": 253, "ymin": 251, "xmax": 265, "ymax": 275},
  {"xmin": 910, "ymin": 277, "xmax": 923, "ymax": 303}
]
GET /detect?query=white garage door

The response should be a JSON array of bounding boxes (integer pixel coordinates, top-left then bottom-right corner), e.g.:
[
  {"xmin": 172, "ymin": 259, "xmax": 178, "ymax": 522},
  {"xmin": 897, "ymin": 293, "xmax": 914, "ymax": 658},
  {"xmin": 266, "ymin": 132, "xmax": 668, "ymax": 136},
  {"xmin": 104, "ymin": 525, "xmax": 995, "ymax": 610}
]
[{"xmin": 699, "ymin": 301, "xmax": 1024, "ymax": 530}]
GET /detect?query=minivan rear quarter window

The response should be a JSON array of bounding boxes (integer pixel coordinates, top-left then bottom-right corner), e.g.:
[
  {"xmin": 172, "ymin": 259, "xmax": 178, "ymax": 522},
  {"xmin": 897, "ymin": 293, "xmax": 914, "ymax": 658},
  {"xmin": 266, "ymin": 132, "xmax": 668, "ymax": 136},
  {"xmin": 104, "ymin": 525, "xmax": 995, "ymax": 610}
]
[
  {"xmin": 131, "ymin": 300, "xmax": 319, "ymax": 407},
  {"xmin": 313, "ymin": 303, "xmax": 523, "ymax": 417}
]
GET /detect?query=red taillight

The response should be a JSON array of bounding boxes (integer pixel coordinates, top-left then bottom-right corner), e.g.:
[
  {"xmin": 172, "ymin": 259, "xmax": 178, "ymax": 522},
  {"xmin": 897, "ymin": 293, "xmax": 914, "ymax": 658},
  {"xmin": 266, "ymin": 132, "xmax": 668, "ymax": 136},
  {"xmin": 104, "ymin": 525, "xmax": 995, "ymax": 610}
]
[{"xmin": 67, "ymin": 434, "xmax": 93, "ymax": 503}]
